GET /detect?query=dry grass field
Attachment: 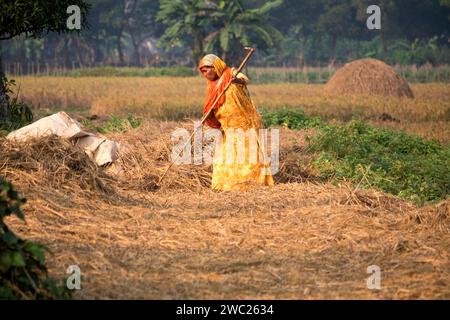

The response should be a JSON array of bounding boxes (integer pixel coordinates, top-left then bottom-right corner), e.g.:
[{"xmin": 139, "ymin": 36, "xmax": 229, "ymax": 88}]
[
  {"xmin": 13, "ymin": 76, "xmax": 450, "ymax": 143},
  {"xmin": 2, "ymin": 76, "xmax": 449, "ymax": 299},
  {"xmin": 1, "ymin": 122, "xmax": 449, "ymax": 299}
]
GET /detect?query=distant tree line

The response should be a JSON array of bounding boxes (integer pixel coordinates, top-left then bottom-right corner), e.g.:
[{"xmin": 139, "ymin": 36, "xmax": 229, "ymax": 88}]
[{"xmin": 1, "ymin": 0, "xmax": 450, "ymax": 76}]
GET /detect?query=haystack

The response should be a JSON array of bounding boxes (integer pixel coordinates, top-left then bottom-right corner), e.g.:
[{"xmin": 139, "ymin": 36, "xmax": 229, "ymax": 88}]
[{"xmin": 324, "ymin": 59, "xmax": 414, "ymax": 98}]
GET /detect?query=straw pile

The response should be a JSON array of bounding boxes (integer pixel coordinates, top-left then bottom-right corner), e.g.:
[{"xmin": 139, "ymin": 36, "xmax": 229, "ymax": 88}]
[
  {"xmin": 0, "ymin": 136, "xmax": 115, "ymax": 195},
  {"xmin": 1, "ymin": 120, "xmax": 448, "ymax": 299},
  {"xmin": 324, "ymin": 59, "xmax": 414, "ymax": 98},
  {"xmin": 108, "ymin": 121, "xmax": 316, "ymax": 191},
  {"xmin": 108, "ymin": 120, "xmax": 212, "ymax": 192}
]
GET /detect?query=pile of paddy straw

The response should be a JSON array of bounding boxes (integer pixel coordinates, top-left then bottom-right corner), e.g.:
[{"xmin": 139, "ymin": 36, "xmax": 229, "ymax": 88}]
[
  {"xmin": 111, "ymin": 122, "xmax": 320, "ymax": 192},
  {"xmin": 103, "ymin": 120, "xmax": 213, "ymax": 193},
  {"xmin": 0, "ymin": 120, "xmax": 319, "ymax": 196},
  {"xmin": 324, "ymin": 59, "xmax": 414, "ymax": 98},
  {"xmin": 0, "ymin": 135, "xmax": 114, "ymax": 195}
]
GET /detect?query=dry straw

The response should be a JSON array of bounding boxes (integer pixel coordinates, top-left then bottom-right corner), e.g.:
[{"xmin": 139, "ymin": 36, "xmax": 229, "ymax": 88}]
[
  {"xmin": 324, "ymin": 59, "xmax": 415, "ymax": 98},
  {"xmin": 1, "ymin": 121, "xmax": 448, "ymax": 299}
]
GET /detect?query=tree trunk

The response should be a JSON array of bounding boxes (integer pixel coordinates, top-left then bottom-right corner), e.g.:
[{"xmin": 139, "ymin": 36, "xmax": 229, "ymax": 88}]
[
  {"xmin": 381, "ymin": 32, "xmax": 388, "ymax": 55},
  {"xmin": 94, "ymin": 34, "xmax": 104, "ymax": 64},
  {"xmin": 328, "ymin": 36, "xmax": 337, "ymax": 66},
  {"xmin": 64, "ymin": 36, "xmax": 71, "ymax": 69},
  {"xmin": 130, "ymin": 33, "xmax": 141, "ymax": 66},
  {"xmin": 221, "ymin": 51, "xmax": 228, "ymax": 64},
  {"xmin": 0, "ymin": 54, "xmax": 11, "ymax": 122},
  {"xmin": 192, "ymin": 32, "xmax": 204, "ymax": 65},
  {"xmin": 117, "ymin": 33, "xmax": 125, "ymax": 66}
]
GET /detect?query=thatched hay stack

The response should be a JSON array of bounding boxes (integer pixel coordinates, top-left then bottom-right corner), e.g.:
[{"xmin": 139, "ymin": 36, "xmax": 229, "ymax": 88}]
[{"xmin": 324, "ymin": 59, "xmax": 414, "ymax": 98}]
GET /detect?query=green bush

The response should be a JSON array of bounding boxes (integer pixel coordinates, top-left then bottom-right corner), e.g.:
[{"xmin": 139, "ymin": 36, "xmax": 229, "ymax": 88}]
[
  {"xmin": 0, "ymin": 176, "xmax": 71, "ymax": 299},
  {"xmin": 262, "ymin": 109, "xmax": 322, "ymax": 130},
  {"xmin": 9, "ymin": 99, "xmax": 33, "ymax": 129},
  {"xmin": 0, "ymin": 99, "xmax": 34, "ymax": 133},
  {"xmin": 262, "ymin": 110, "xmax": 449, "ymax": 204},
  {"xmin": 97, "ymin": 114, "xmax": 142, "ymax": 134},
  {"xmin": 0, "ymin": 76, "xmax": 34, "ymax": 133},
  {"xmin": 46, "ymin": 66, "xmax": 196, "ymax": 77},
  {"xmin": 310, "ymin": 121, "xmax": 450, "ymax": 205}
]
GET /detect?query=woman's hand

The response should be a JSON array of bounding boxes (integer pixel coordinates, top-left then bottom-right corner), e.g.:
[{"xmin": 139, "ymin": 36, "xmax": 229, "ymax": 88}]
[{"xmin": 231, "ymin": 76, "xmax": 246, "ymax": 85}]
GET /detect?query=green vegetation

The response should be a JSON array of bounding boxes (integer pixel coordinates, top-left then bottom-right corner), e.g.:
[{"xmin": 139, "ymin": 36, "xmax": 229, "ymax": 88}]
[
  {"xmin": 157, "ymin": 0, "xmax": 283, "ymax": 62},
  {"xmin": 82, "ymin": 114, "xmax": 142, "ymax": 134},
  {"xmin": 249, "ymin": 66, "xmax": 450, "ymax": 84},
  {"xmin": 0, "ymin": 176, "xmax": 71, "ymax": 299},
  {"xmin": 311, "ymin": 122, "xmax": 450, "ymax": 205},
  {"xmin": 97, "ymin": 115, "xmax": 141, "ymax": 134},
  {"xmin": 262, "ymin": 110, "xmax": 450, "ymax": 204},
  {"xmin": 22, "ymin": 65, "xmax": 450, "ymax": 84},
  {"xmin": 249, "ymin": 69, "xmax": 331, "ymax": 84},
  {"xmin": 0, "ymin": 0, "xmax": 90, "ymax": 123},
  {"xmin": 262, "ymin": 109, "xmax": 323, "ymax": 129},
  {"xmin": 0, "ymin": 0, "xmax": 89, "ymax": 41},
  {"xmin": 0, "ymin": 77, "xmax": 33, "ymax": 133},
  {"xmin": 3, "ymin": 0, "xmax": 449, "ymax": 75},
  {"xmin": 53, "ymin": 66, "xmax": 196, "ymax": 78}
]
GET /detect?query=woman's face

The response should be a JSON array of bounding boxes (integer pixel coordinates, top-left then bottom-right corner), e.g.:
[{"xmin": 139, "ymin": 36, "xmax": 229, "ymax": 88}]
[{"xmin": 200, "ymin": 66, "xmax": 219, "ymax": 81}]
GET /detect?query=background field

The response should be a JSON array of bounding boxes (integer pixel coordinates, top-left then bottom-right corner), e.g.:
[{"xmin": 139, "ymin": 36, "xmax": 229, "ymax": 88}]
[{"xmin": 13, "ymin": 76, "xmax": 450, "ymax": 143}]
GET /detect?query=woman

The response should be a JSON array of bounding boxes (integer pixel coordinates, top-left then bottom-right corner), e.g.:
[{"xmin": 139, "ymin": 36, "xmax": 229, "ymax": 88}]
[{"xmin": 198, "ymin": 54, "xmax": 274, "ymax": 191}]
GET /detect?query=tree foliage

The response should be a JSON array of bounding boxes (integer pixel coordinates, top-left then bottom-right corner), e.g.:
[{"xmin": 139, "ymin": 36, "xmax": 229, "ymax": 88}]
[
  {"xmin": 1, "ymin": 0, "xmax": 450, "ymax": 68},
  {"xmin": 0, "ymin": 0, "xmax": 90, "ymax": 40},
  {"xmin": 0, "ymin": 0, "xmax": 91, "ymax": 122},
  {"xmin": 157, "ymin": 0, "xmax": 218, "ymax": 62},
  {"xmin": 204, "ymin": 0, "xmax": 283, "ymax": 64}
]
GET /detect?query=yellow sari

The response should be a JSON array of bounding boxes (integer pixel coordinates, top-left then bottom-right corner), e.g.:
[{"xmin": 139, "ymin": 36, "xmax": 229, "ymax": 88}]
[{"xmin": 199, "ymin": 54, "xmax": 274, "ymax": 191}]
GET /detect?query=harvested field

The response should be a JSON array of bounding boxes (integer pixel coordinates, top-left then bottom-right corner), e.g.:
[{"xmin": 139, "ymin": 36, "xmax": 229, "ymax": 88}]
[
  {"xmin": 1, "ymin": 121, "xmax": 448, "ymax": 299},
  {"xmin": 12, "ymin": 77, "xmax": 450, "ymax": 143}
]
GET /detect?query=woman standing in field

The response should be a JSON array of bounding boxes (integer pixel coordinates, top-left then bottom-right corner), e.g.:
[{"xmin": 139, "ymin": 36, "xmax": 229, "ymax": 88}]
[{"xmin": 199, "ymin": 54, "xmax": 274, "ymax": 191}]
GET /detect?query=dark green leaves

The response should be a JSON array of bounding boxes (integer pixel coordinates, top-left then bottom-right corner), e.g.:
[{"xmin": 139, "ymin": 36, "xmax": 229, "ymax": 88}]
[
  {"xmin": 0, "ymin": 0, "xmax": 90, "ymax": 40},
  {"xmin": 0, "ymin": 176, "xmax": 26, "ymax": 220}
]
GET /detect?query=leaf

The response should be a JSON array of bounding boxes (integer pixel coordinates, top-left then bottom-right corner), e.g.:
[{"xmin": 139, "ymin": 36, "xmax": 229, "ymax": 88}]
[
  {"xmin": 1, "ymin": 230, "xmax": 18, "ymax": 245},
  {"xmin": 10, "ymin": 204, "xmax": 25, "ymax": 220},
  {"xmin": 220, "ymin": 27, "xmax": 230, "ymax": 51},
  {"xmin": 11, "ymin": 251, "xmax": 26, "ymax": 267},
  {"xmin": 0, "ymin": 252, "xmax": 12, "ymax": 272},
  {"xmin": 24, "ymin": 242, "xmax": 46, "ymax": 265},
  {"xmin": 0, "ymin": 286, "xmax": 14, "ymax": 299},
  {"xmin": 248, "ymin": 0, "xmax": 283, "ymax": 15}
]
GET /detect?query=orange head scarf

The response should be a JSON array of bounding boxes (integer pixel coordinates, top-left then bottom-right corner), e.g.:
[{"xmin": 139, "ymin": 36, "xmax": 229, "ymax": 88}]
[{"xmin": 199, "ymin": 54, "xmax": 232, "ymax": 129}]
